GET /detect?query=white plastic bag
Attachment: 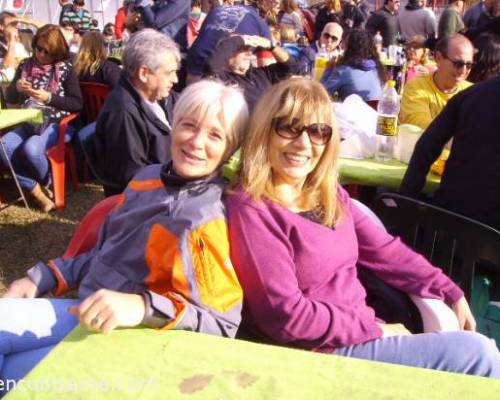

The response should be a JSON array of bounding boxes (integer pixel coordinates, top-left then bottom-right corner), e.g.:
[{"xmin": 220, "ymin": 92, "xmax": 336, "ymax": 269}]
[{"xmin": 333, "ymin": 94, "xmax": 378, "ymax": 159}]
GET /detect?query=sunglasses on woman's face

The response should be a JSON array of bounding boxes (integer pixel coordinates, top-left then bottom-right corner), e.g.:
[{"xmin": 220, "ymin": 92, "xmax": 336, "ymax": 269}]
[
  {"xmin": 273, "ymin": 118, "xmax": 333, "ymax": 146},
  {"xmin": 35, "ymin": 45, "xmax": 49, "ymax": 55}
]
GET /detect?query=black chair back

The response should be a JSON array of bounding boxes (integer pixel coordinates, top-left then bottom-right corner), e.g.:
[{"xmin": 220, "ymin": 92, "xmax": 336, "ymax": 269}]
[{"xmin": 372, "ymin": 193, "xmax": 500, "ymax": 301}]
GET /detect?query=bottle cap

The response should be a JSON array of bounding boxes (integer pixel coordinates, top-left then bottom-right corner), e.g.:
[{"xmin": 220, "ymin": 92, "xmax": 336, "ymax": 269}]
[{"xmin": 387, "ymin": 80, "xmax": 396, "ymax": 87}]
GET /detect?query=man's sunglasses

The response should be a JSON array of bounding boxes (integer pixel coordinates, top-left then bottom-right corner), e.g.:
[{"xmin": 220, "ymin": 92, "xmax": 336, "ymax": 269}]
[
  {"xmin": 273, "ymin": 118, "xmax": 333, "ymax": 145},
  {"xmin": 445, "ymin": 55, "xmax": 474, "ymax": 70},
  {"xmin": 322, "ymin": 33, "xmax": 339, "ymax": 41}
]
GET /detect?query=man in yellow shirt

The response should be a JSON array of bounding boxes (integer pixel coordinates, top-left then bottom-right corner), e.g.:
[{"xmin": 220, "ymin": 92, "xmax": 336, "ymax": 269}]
[{"xmin": 400, "ymin": 34, "xmax": 474, "ymax": 129}]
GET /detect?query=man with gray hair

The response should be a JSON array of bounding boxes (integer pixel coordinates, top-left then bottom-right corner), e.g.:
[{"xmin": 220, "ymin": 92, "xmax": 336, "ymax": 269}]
[{"xmin": 90, "ymin": 28, "xmax": 180, "ymax": 196}]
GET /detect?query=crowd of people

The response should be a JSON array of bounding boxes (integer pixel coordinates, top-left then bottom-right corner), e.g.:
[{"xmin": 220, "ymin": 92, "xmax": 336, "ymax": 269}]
[{"xmin": 1, "ymin": 0, "xmax": 500, "ymax": 393}]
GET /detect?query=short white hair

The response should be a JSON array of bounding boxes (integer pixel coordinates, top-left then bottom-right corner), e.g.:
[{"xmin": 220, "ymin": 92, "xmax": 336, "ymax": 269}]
[
  {"xmin": 123, "ymin": 29, "xmax": 181, "ymax": 79},
  {"xmin": 173, "ymin": 80, "xmax": 249, "ymax": 161}
]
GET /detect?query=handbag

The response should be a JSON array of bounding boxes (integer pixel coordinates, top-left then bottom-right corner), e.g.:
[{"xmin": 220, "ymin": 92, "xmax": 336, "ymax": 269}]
[{"xmin": 22, "ymin": 98, "xmax": 53, "ymax": 134}]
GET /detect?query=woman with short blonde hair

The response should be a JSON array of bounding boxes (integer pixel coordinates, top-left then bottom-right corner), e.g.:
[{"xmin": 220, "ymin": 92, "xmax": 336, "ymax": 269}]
[{"xmin": 226, "ymin": 76, "xmax": 500, "ymax": 379}]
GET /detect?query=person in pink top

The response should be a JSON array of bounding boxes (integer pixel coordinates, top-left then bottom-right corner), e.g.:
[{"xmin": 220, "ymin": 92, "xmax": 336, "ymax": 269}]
[{"xmin": 225, "ymin": 77, "xmax": 500, "ymax": 378}]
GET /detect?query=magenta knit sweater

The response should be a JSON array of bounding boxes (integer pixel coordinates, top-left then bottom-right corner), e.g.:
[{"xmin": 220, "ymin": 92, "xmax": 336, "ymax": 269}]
[{"xmin": 225, "ymin": 186, "xmax": 463, "ymax": 352}]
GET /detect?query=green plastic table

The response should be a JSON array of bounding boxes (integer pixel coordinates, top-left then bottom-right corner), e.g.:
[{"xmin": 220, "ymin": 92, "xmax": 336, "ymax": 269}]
[
  {"xmin": 4, "ymin": 327, "xmax": 499, "ymax": 399},
  {"xmin": 339, "ymin": 158, "xmax": 441, "ymax": 193},
  {"xmin": 0, "ymin": 109, "xmax": 44, "ymax": 130},
  {"xmin": 223, "ymin": 152, "xmax": 441, "ymax": 194}
]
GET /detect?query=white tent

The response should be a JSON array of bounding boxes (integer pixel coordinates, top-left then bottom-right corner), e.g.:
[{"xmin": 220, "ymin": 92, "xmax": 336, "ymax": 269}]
[{"xmin": 0, "ymin": 0, "xmax": 122, "ymax": 29}]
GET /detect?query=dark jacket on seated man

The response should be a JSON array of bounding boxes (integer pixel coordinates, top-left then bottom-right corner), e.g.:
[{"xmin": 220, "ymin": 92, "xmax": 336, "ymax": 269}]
[
  {"xmin": 91, "ymin": 74, "xmax": 177, "ymax": 196},
  {"xmin": 400, "ymin": 76, "xmax": 500, "ymax": 230}
]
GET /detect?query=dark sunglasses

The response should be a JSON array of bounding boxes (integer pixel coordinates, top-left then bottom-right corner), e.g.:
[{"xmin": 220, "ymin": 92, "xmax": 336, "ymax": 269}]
[
  {"xmin": 35, "ymin": 45, "xmax": 49, "ymax": 55},
  {"xmin": 445, "ymin": 55, "xmax": 474, "ymax": 70},
  {"xmin": 322, "ymin": 32, "xmax": 339, "ymax": 41},
  {"xmin": 273, "ymin": 118, "xmax": 333, "ymax": 146}
]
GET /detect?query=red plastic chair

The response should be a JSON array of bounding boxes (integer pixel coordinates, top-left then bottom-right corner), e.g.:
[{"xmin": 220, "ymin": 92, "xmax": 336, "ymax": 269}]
[
  {"xmin": 79, "ymin": 82, "xmax": 111, "ymax": 123},
  {"xmin": 46, "ymin": 112, "xmax": 79, "ymax": 210},
  {"xmin": 63, "ymin": 194, "xmax": 120, "ymax": 259},
  {"xmin": 79, "ymin": 82, "xmax": 111, "ymax": 182}
]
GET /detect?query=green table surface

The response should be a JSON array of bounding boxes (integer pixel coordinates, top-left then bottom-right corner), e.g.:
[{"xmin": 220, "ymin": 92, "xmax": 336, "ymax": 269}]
[
  {"xmin": 5, "ymin": 327, "xmax": 499, "ymax": 399},
  {"xmin": 339, "ymin": 157, "xmax": 441, "ymax": 193},
  {"xmin": 0, "ymin": 109, "xmax": 43, "ymax": 131}
]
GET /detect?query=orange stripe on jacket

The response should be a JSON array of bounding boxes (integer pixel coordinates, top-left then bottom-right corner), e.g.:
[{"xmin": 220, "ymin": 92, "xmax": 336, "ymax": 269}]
[
  {"xmin": 129, "ymin": 179, "xmax": 164, "ymax": 192},
  {"xmin": 144, "ymin": 223, "xmax": 191, "ymax": 301},
  {"xmin": 188, "ymin": 219, "xmax": 242, "ymax": 313},
  {"xmin": 46, "ymin": 260, "xmax": 70, "ymax": 296}
]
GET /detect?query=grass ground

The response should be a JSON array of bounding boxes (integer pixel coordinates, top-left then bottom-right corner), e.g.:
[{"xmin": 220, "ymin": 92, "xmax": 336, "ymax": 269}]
[{"xmin": 0, "ymin": 179, "xmax": 103, "ymax": 295}]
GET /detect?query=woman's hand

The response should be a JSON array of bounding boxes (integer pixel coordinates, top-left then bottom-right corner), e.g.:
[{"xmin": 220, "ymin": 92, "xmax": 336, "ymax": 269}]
[
  {"xmin": 452, "ymin": 296, "xmax": 476, "ymax": 331},
  {"xmin": 378, "ymin": 322, "xmax": 412, "ymax": 337},
  {"xmin": 16, "ymin": 79, "xmax": 32, "ymax": 94},
  {"xmin": 68, "ymin": 289, "xmax": 146, "ymax": 335},
  {"xmin": 1, "ymin": 277, "xmax": 38, "ymax": 298},
  {"xmin": 27, "ymin": 88, "xmax": 51, "ymax": 104}
]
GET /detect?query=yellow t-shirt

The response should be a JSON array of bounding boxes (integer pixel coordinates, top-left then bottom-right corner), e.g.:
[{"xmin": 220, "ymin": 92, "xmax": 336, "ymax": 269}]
[{"xmin": 399, "ymin": 73, "xmax": 472, "ymax": 129}]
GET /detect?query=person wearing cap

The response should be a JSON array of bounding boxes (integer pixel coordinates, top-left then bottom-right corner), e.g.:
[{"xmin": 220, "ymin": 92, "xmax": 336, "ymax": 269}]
[
  {"xmin": 186, "ymin": 1, "xmax": 272, "ymax": 81},
  {"xmin": 400, "ymin": 34, "xmax": 473, "ymax": 129},
  {"xmin": 297, "ymin": 22, "xmax": 343, "ymax": 75},
  {"xmin": 203, "ymin": 34, "xmax": 300, "ymax": 111},
  {"xmin": 438, "ymin": 0, "xmax": 465, "ymax": 39}
]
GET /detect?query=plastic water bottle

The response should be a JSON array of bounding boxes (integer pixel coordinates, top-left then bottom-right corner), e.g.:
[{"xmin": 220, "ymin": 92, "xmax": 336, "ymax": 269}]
[
  {"xmin": 313, "ymin": 44, "xmax": 329, "ymax": 81},
  {"xmin": 375, "ymin": 80, "xmax": 400, "ymax": 161}
]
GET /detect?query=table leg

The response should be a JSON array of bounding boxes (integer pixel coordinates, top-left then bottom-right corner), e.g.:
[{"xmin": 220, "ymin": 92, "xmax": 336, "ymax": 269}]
[{"xmin": 0, "ymin": 138, "xmax": 31, "ymax": 211}]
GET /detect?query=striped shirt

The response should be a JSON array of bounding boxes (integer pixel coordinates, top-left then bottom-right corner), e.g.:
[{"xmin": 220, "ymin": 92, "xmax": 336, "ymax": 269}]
[{"xmin": 61, "ymin": 7, "xmax": 93, "ymax": 32}]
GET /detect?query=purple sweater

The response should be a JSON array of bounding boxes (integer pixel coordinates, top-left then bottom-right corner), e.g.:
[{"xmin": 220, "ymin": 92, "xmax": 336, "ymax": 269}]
[{"xmin": 225, "ymin": 186, "xmax": 463, "ymax": 352}]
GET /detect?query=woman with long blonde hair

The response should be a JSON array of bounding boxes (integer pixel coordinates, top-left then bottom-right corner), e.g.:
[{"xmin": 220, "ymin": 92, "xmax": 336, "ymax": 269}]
[
  {"xmin": 73, "ymin": 31, "xmax": 121, "ymax": 87},
  {"xmin": 225, "ymin": 77, "xmax": 500, "ymax": 379}
]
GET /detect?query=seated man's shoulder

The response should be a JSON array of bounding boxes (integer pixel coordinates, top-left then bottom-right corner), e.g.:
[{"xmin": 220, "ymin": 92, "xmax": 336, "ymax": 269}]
[{"xmin": 403, "ymin": 74, "xmax": 434, "ymax": 95}]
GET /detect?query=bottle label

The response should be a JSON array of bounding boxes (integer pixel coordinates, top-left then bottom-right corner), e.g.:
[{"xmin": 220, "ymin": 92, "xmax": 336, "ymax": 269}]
[{"xmin": 377, "ymin": 114, "xmax": 398, "ymax": 136}]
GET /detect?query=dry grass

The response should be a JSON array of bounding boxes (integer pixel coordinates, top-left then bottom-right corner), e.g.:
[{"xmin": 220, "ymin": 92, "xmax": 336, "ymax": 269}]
[{"xmin": 0, "ymin": 179, "xmax": 103, "ymax": 295}]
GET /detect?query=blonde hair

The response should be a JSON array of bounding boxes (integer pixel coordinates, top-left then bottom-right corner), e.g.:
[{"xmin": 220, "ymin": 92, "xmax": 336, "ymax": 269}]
[
  {"xmin": 239, "ymin": 77, "xmax": 342, "ymax": 227},
  {"xmin": 74, "ymin": 31, "xmax": 107, "ymax": 77},
  {"xmin": 280, "ymin": 26, "xmax": 297, "ymax": 43},
  {"xmin": 327, "ymin": 0, "xmax": 343, "ymax": 13},
  {"xmin": 173, "ymin": 80, "xmax": 249, "ymax": 163}
]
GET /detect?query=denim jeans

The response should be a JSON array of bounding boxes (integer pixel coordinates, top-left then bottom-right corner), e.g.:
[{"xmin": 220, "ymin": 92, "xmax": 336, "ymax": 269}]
[
  {"xmin": 334, "ymin": 331, "xmax": 500, "ymax": 379},
  {"xmin": 0, "ymin": 298, "xmax": 79, "ymax": 394},
  {"xmin": 0, "ymin": 123, "xmax": 60, "ymax": 191}
]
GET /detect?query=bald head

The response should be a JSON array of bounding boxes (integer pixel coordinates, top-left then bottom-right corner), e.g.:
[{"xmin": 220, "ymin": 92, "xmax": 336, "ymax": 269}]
[
  {"xmin": 436, "ymin": 34, "xmax": 473, "ymax": 59},
  {"xmin": 319, "ymin": 22, "xmax": 343, "ymax": 52},
  {"xmin": 435, "ymin": 34, "xmax": 474, "ymax": 91}
]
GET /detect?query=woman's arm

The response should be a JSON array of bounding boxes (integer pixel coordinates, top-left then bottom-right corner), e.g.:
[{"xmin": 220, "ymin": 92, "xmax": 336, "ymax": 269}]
[
  {"xmin": 48, "ymin": 66, "xmax": 83, "ymax": 113},
  {"xmin": 5, "ymin": 63, "xmax": 26, "ymax": 104},
  {"xmin": 348, "ymin": 188, "xmax": 463, "ymax": 306}
]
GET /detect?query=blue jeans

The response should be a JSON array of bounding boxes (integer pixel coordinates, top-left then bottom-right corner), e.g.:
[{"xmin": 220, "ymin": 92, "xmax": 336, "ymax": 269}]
[
  {"xmin": 0, "ymin": 123, "xmax": 60, "ymax": 191},
  {"xmin": 0, "ymin": 298, "xmax": 79, "ymax": 394},
  {"xmin": 334, "ymin": 331, "xmax": 500, "ymax": 379}
]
